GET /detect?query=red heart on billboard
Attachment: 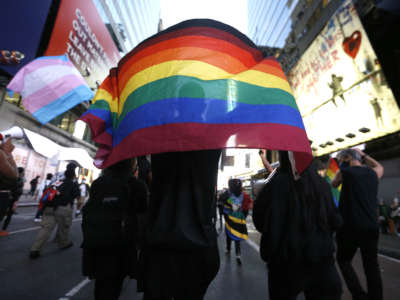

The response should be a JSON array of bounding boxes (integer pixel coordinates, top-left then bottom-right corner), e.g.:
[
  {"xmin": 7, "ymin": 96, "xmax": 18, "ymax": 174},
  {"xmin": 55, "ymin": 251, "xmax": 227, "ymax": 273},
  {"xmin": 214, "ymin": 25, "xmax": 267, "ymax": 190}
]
[{"xmin": 342, "ymin": 31, "xmax": 362, "ymax": 59}]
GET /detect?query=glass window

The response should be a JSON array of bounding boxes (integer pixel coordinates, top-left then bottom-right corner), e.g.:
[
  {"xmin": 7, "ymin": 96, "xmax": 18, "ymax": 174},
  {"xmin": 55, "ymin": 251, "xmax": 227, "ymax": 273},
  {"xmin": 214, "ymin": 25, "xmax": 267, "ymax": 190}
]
[
  {"xmin": 49, "ymin": 110, "xmax": 79, "ymax": 134},
  {"xmin": 4, "ymin": 91, "xmax": 25, "ymax": 110}
]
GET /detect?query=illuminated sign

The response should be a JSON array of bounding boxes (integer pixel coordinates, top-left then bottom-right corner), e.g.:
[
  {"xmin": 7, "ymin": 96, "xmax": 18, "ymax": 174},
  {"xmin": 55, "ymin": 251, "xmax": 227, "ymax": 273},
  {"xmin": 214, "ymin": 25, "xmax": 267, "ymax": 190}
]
[
  {"xmin": 45, "ymin": 0, "xmax": 120, "ymax": 89},
  {"xmin": 287, "ymin": 0, "xmax": 400, "ymax": 156}
]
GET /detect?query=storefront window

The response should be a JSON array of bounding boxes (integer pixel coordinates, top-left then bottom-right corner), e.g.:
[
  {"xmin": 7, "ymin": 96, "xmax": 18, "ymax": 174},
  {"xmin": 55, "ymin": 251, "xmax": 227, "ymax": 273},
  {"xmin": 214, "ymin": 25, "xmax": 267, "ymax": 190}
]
[
  {"xmin": 50, "ymin": 110, "xmax": 78, "ymax": 134},
  {"xmin": 83, "ymin": 125, "xmax": 94, "ymax": 144},
  {"xmin": 4, "ymin": 91, "xmax": 25, "ymax": 110}
]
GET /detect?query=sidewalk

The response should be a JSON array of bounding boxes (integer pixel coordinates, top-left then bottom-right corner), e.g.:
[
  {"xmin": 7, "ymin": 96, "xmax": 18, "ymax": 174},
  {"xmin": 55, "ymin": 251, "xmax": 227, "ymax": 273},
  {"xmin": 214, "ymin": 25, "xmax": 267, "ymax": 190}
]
[{"xmin": 379, "ymin": 233, "xmax": 400, "ymax": 260}]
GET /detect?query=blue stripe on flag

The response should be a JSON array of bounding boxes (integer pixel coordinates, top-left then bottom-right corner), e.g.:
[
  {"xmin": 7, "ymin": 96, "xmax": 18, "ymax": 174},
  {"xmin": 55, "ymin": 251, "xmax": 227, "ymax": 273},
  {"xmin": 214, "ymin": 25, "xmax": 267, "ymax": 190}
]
[
  {"xmin": 113, "ymin": 97, "xmax": 305, "ymax": 147},
  {"xmin": 33, "ymin": 85, "xmax": 93, "ymax": 124}
]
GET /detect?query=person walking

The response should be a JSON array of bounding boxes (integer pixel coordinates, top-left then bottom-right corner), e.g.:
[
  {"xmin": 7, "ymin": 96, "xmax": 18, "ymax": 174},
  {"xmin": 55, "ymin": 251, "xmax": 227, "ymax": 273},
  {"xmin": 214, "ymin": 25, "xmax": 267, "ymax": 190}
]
[
  {"xmin": 76, "ymin": 178, "xmax": 89, "ymax": 217},
  {"xmin": 253, "ymin": 151, "xmax": 343, "ymax": 300},
  {"xmin": 138, "ymin": 150, "xmax": 221, "ymax": 300},
  {"xmin": 81, "ymin": 158, "xmax": 148, "ymax": 300},
  {"xmin": 29, "ymin": 163, "xmax": 80, "ymax": 258},
  {"xmin": 377, "ymin": 199, "xmax": 390, "ymax": 234},
  {"xmin": 389, "ymin": 197, "xmax": 400, "ymax": 234},
  {"xmin": 34, "ymin": 173, "xmax": 53, "ymax": 222},
  {"xmin": 219, "ymin": 178, "xmax": 252, "ymax": 265},
  {"xmin": 332, "ymin": 148, "xmax": 384, "ymax": 300},
  {"xmin": 29, "ymin": 175, "xmax": 40, "ymax": 197},
  {"xmin": 0, "ymin": 167, "xmax": 25, "ymax": 236}
]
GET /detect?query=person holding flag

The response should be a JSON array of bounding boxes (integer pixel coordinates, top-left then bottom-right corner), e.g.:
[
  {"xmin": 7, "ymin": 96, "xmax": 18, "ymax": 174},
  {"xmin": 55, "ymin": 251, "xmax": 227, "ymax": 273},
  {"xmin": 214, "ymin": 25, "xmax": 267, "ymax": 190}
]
[
  {"xmin": 219, "ymin": 178, "xmax": 252, "ymax": 265},
  {"xmin": 325, "ymin": 157, "xmax": 341, "ymax": 207}
]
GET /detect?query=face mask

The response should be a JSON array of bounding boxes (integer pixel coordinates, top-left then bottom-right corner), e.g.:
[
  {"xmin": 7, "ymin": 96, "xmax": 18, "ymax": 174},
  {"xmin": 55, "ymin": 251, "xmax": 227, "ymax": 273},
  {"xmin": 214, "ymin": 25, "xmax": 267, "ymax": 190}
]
[{"xmin": 339, "ymin": 161, "xmax": 350, "ymax": 169}]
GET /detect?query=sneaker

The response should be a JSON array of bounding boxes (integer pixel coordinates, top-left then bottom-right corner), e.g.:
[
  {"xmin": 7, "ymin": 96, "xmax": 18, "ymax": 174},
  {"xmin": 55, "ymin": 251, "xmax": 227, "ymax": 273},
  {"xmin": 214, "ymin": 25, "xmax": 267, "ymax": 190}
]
[
  {"xmin": 34, "ymin": 218, "xmax": 42, "ymax": 222},
  {"xmin": 0, "ymin": 230, "xmax": 8, "ymax": 237},
  {"xmin": 29, "ymin": 251, "xmax": 40, "ymax": 259},
  {"xmin": 236, "ymin": 256, "xmax": 242, "ymax": 265},
  {"xmin": 75, "ymin": 210, "xmax": 81, "ymax": 218}
]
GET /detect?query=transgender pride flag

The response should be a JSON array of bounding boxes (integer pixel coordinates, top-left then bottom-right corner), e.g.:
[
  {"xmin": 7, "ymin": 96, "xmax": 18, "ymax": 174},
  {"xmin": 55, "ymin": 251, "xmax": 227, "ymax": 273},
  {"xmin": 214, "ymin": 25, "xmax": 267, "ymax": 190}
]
[{"xmin": 7, "ymin": 55, "xmax": 93, "ymax": 124}]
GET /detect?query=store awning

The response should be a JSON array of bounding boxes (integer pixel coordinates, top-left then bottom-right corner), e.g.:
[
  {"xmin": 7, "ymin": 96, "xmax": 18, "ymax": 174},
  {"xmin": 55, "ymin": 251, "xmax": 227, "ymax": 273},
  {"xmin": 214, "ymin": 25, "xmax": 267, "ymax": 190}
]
[{"xmin": 23, "ymin": 128, "xmax": 96, "ymax": 170}]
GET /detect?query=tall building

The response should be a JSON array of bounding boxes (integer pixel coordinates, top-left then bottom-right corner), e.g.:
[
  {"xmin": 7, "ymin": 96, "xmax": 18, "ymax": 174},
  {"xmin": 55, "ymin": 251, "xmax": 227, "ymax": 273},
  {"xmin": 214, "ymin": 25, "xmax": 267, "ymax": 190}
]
[
  {"xmin": 281, "ymin": 0, "xmax": 400, "ymax": 201},
  {"xmin": 0, "ymin": 0, "xmax": 161, "ymax": 187},
  {"xmin": 93, "ymin": 0, "xmax": 161, "ymax": 54},
  {"xmin": 247, "ymin": 0, "xmax": 298, "ymax": 47}
]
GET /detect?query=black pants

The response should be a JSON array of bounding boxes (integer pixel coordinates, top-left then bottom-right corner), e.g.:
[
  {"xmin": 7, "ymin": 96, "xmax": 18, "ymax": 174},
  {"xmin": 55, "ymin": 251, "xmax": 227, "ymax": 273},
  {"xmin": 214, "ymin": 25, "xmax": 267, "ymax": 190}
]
[
  {"xmin": 94, "ymin": 277, "xmax": 124, "ymax": 300},
  {"xmin": 268, "ymin": 261, "xmax": 342, "ymax": 300},
  {"xmin": 225, "ymin": 232, "xmax": 241, "ymax": 255},
  {"xmin": 336, "ymin": 230, "xmax": 383, "ymax": 300}
]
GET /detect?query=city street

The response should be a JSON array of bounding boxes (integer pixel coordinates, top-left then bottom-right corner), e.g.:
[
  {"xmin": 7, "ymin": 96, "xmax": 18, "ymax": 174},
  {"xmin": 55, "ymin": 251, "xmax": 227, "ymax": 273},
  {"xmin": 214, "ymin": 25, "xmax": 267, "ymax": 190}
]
[{"xmin": 1, "ymin": 206, "xmax": 399, "ymax": 300}]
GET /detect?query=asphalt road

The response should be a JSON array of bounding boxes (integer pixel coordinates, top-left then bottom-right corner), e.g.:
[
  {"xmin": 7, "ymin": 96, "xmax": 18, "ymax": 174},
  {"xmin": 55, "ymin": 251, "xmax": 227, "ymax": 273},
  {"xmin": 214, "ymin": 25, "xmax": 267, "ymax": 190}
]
[{"xmin": 0, "ymin": 207, "xmax": 399, "ymax": 300}]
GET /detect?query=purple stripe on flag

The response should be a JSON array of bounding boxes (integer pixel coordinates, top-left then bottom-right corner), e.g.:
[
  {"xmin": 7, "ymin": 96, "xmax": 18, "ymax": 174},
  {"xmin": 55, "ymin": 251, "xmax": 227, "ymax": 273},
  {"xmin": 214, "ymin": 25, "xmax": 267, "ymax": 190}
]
[{"xmin": 23, "ymin": 74, "xmax": 89, "ymax": 113}]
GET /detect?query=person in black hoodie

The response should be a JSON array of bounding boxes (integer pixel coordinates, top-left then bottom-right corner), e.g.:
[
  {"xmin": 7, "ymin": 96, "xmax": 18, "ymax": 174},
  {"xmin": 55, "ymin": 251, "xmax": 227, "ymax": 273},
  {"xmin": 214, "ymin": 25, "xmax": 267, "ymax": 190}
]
[
  {"xmin": 81, "ymin": 158, "xmax": 148, "ymax": 300},
  {"xmin": 138, "ymin": 150, "xmax": 221, "ymax": 300},
  {"xmin": 253, "ymin": 151, "xmax": 343, "ymax": 300}
]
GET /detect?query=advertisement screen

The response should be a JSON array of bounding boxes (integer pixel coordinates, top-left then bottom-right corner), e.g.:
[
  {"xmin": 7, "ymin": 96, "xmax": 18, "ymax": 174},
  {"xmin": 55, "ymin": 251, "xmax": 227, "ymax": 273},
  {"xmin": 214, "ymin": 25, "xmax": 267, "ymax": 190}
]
[
  {"xmin": 45, "ymin": 0, "xmax": 120, "ymax": 89},
  {"xmin": 287, "ymin": 0, "xmax": 400, "ymax": 156},
  {"xmin": 0, "ymin": 0, "xmax": 53, "ymax": 75}
]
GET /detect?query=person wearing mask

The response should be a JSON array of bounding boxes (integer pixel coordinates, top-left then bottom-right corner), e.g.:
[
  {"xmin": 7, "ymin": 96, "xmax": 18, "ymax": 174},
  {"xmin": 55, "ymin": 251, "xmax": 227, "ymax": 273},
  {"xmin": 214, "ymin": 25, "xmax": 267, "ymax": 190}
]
[
  {"xmin": 29, "ymin": 163, "xmax": 80, "ymax": 258},
  {"xmin": 219, "ymin": 178, "xmax": 252, "ymax": 265},
  {"xmin": 0, "ymin": 167, "xmax": 25, "ymax": 236},
  {"xmin": 332, "ymin": 148, "xmax": 384, "ymax": 300},
  {"xmin": 138, "ymin": 150, "xmax": 221, "ymax": 300},
  {"xmin": 0, "ymin": 138, "xmax": 18, "ymax": 222},
  {"xmin": 253, "ymin": 151, "xmax": 343, "ymax": 300},
  {"xmin": 81, "ymin": 158, "xmax": 148, "ymax": 300}
]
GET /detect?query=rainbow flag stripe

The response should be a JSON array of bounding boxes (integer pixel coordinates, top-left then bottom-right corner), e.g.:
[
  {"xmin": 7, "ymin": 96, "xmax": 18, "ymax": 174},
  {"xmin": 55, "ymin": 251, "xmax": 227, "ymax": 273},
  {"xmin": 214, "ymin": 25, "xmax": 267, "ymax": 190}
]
[
  {"xmin": 7, "ymin": 55, "xmax": 93, "ymax": 124},
  {"xmin": 325, "ymin": 158, "xmax": 341, "ymax": 206},
  {"xmin": 80, "ymin": 19, "xmax": 312, "ymax": 169}
]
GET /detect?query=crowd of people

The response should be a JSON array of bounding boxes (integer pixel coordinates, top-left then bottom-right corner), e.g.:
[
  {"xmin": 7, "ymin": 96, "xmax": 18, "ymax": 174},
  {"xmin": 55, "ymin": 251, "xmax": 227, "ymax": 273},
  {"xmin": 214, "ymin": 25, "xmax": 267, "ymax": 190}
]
[{"xmin": 0, "ymin": 133, "xmax": 394, "ymax": 300}]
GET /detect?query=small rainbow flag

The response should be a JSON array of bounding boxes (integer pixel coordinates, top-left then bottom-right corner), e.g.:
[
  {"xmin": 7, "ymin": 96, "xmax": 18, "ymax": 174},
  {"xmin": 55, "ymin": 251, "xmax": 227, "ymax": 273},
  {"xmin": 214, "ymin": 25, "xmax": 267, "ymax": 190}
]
[
  {"xmin": 325, "ymin": 158, "xmax": 341, "ymax": 206},
  {"xmin": 7, "ymin": 55, "xmax": 93, "ymax": 124},
  {"xmin": 80, "ymin": 19, "xmax": 312, "ymax": 170}
]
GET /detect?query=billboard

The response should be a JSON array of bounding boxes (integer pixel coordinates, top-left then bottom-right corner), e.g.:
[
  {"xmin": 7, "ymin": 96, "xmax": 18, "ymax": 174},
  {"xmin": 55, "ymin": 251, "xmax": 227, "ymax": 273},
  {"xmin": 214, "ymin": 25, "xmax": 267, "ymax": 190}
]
[
  {"xmin": 287, "ymin": 0, "xmax": 400, "ymax": 156},
  {"xmin": 0, "ymin": 0, "xmax": 53, "ymax": 75},
  {"xmin": 44, "ymin": 0, "xmax": 120, "ymax": 89}
]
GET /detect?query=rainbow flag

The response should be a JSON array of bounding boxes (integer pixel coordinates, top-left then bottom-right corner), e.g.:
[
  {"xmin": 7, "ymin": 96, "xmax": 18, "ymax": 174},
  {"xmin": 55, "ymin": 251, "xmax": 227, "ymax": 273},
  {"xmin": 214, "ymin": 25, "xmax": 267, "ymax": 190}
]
[
  {"xmin": 80, "ymin": 19, "xmax": 312, "ymax": 170},
  {"xmin": 7, "ymin": 55, "xmax": 93, "ymax": 124},
  {"xmin": 325, "ymin": 158, "xmax": 341, "ymax": 206}
]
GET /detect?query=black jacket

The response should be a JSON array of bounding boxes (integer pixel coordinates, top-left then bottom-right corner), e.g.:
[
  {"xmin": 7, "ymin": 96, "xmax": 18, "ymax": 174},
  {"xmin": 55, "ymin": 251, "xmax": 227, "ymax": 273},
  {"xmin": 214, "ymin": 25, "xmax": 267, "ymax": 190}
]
[
  {"xmin": 53, "ymin": 178, "xmax": 80, "ymax": 207},
  {"xmin": 138, "ymin": 150, "xmax": 221, "ymax": 298},
  {"xmin": 253, "ymin": 171, "xmax": 342, "ymax": 265}
]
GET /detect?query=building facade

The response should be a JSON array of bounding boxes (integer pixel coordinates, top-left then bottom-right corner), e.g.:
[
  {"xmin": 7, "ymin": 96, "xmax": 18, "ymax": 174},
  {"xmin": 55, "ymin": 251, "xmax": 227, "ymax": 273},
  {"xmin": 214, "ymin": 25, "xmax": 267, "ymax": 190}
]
[
  {"xmin": 0, "ymin": 0, "xmax": 161, "ymax": 186},
  {"xmin": 281, "ymin": 0, "xmax": 400, "ymax": 202}
]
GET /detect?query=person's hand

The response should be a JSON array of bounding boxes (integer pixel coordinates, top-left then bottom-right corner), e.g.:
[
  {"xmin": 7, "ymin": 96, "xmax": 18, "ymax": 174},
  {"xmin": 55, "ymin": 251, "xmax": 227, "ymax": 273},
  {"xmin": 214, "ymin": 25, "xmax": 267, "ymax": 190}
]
[
  {"xmin": 353, "ymin": 148, "xmax": 365, "ymax": 157},
  {"xmin": 0, "ymin": 139, "xmax": 15, "ymax": 154}
]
